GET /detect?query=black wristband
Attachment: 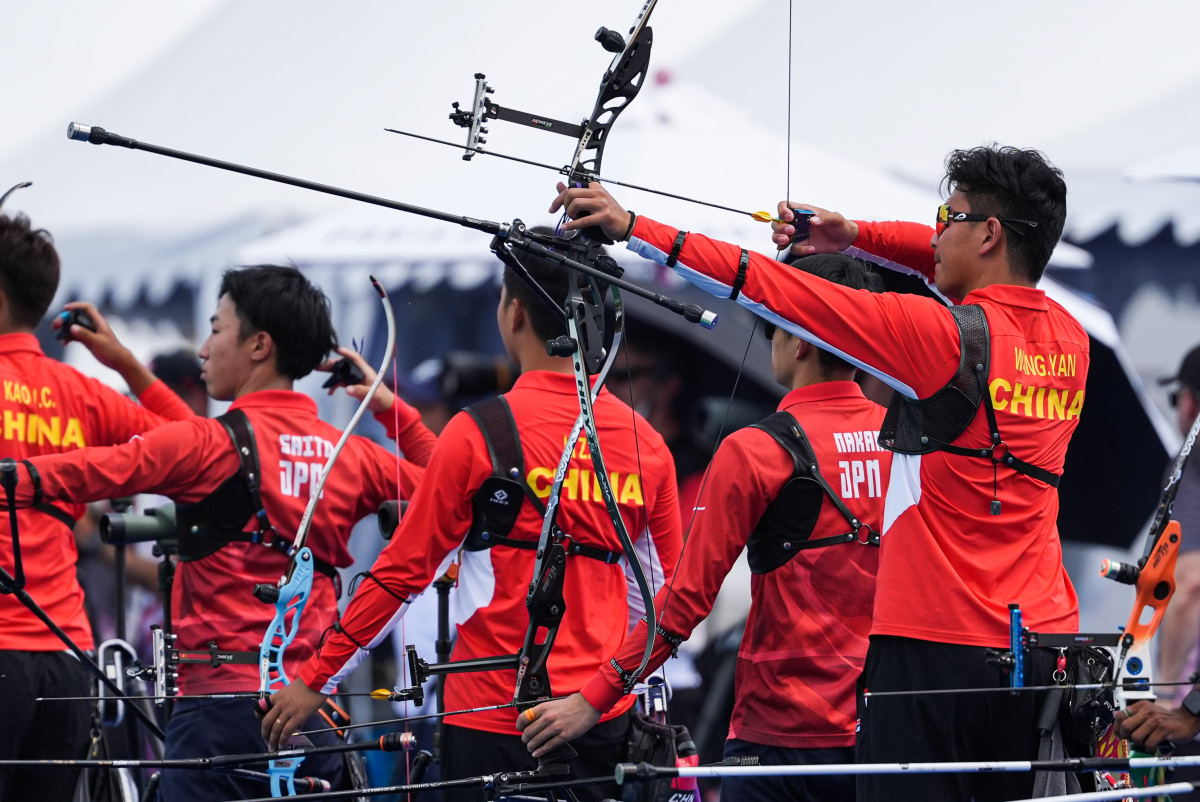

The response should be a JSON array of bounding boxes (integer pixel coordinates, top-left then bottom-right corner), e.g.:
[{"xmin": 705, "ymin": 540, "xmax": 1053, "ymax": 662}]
[
  {"xmin": 665, "ymin": 231, "xmax": 688, "ymax": 268},
  {"xmin": 1183, "ymin": 687, "xmax": 1200, "ymax": 718},
  {"xmin": 621, "ymin": 211, "xmax": 638, "ymax": 242},
  {"xmin": 729, "ymin": 249, "xmax": 750, "ymax": 300}
]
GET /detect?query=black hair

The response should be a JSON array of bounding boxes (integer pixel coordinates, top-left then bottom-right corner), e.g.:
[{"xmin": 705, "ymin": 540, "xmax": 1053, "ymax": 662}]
[
  {"xmin": 787, "ymin": 253, "xmax": 885, "ymax": 377},
  {"xmin": 218, "ymin": 265, "xmax": 336, "ymax": 380},
  {"xmin": 0, "ymin": 214, "xmax": 60, "ymax": 328},
  {"xmin": 500, "ymin": 228, "xmax": 572, "ymax": 342},
  {"xmin": 941, "ymin": 145, "xmax": 1067, "ymax": 283}
]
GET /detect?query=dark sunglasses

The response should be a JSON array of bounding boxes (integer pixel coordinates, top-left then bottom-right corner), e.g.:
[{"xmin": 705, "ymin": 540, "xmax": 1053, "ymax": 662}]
[{"xmin": 935, "ymin": 203, "xmax": 1039, "ymax": 237}]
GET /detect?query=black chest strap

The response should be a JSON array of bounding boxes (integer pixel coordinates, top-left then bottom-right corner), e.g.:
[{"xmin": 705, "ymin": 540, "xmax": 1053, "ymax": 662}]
[
  {"xmin": 878, "ymin": 304, "xmax": 1060, "ymax": 515},
  {"xmin": 175, "ymin": 410, "xmax": 339, "ymax": 590},
  {"xmin": 462, "ymin": 396, "xmax": 622, "ymax": 565},
  {"xmin": 746, "ymin": 411, "xmax": 879, "ymax": 574}
]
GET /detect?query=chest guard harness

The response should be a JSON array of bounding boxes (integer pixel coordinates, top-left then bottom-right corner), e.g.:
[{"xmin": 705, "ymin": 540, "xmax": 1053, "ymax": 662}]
[
  {"xmin": 174, "ymin": 409, "xmax": 339, "ymax": 585},
  {"xmin": 746, "ymin": 411, "xmax": 880, "ymax": 574},
  {"xmin": 462, "ymin": 396, "xmax": 623, "ymax": 564},
  {"xmin": 877, "ymin": 304, "xmax": 1060, "ymax": 516}
]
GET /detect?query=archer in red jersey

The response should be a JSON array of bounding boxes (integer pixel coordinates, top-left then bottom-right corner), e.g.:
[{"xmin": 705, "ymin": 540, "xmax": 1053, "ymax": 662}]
[
  {"xmin": 519, "ymin": 254, "xmax": 891, "ymax": 802},
  {"xmin": 6, "ymin": 266, "xmax": 430, "ymax": 801},
  {"xmin": 263, "ymin": 247, "xmax": 682, "ymax": 802},
  {"xmin": 0, "ymin": 211, "xmax": 195, "ymax": 802},
  {"xmin": 550, "ymin": 144, "xmax": 1085, "ymax": 801}
]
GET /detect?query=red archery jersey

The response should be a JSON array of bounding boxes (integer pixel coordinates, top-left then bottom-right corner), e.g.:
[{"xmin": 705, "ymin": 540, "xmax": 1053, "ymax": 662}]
[
  {"xmin": 0, "ymin": 332, "xmax": 194, "ymax": 651},
  {"xmin": 629, "ymin": 217, "xmax": 1083, "ymax": 647},
  {"xmin": 582, "ymin": 383, "xmax": 888, "ymax": 748},
  {"xmin": 14, "ymin": 389, "xmax": 428, "ymax": 692},
  {"xmin": 298, "ymin": 371, "xmax": 682, "ymax": 735}
]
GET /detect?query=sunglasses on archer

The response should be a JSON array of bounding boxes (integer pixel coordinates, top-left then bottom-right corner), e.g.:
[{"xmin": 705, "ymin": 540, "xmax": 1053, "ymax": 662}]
[{"xmin": 935, "ymin": 203, "xmax": 1039, "ymax": 237}]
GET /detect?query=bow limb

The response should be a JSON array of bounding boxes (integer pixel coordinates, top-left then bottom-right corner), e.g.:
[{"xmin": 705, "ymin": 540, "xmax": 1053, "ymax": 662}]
[
  {"xmin": 565, "ymin": 0, "xmax": 658, "ymax": 185},
  {"xmin": 567, "ymin": 288, "xmax": 657, "ymax": 691},
  {"xmin": 514, "ymin": 302, "xmax": 626, "ymax": 704},
  {"xmin": 1109, "ymin": 409, "xmax": 1200, "ymax": 708},
  {"xmin": 258, "ymin": 279, "xmax": 397, "ymax": 797}
]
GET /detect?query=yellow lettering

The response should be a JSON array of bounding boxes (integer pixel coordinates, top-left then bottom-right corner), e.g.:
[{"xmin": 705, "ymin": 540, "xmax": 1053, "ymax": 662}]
[
  {"xmin": 619, "ymin": 474, "xmax": 644, "ymax": 506},
  {"xmin": 4, "ymin": 410, "xmax": 26, "ymax": 442},
  {"xmin": 61, "ymin": 418, "xmax": 86, "ymax": 449},
  {"xmin": 1066, "ymin": 390, "xmax": 1084, "ymax": 420},
  {"xmin": 1048, "ymin": 355, "xmax": 1058, "ymax": 375},
  {"xmin": 1033, "ymin": 355, "xmax": 1045, "ymax": 377},
  {"xmin": 40, "ymin": 387, "xmax": 53, "ymax": 408},
  {"xmin": 35, "ymin": 415, "xmax": 61, "ymax": 447},
  {"xmin": 26, "ymin": 414, "xmax": 38, "ymax": 443},
  {"xmin": 592, "ymin": 471, "xmax": 602, "ymax": 501},
  {"xmin": 1046, "ymin": 388, "xmax": 1068, "ymax": 420},
  {"xmin": 3, "ymin": 381, "xmax": 14, "ymax": 403},
  {"xmin": 990, "ymin": 378, "xmax": 1012, "ymax": 412},
  {"xmin": 1035, "ymin": 386, "xmax": 1045, "ymax": 419},
  {"xmin": 528, "ymin": 466, "xmax": 554, "ymax": 500},
  {"xmin": 1010, "ymin": 382, "xmax": 1035, "ymax": 417},
  {"xmin": 1067, "ymin": 354, "xmax": 1076, "ymax": 377},
  {"xmin": 561, "ymin": 468, "xmax": 579, "ymax": 501},
  {"xmin": 580, "ymin": 468, "xmax": 590, "ymax": 502},
  {"xmin": 578, "ymin": 437, "xmax": 590, "ymax": 460}
]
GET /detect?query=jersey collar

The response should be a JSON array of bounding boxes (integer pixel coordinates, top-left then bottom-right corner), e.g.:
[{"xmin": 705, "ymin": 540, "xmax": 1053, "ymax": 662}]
[
  {"xmin": 964, "ymin": 283, "xmax": 1048, "ymax": 311},
  {"xmin": 510, "ymin": 369, "xmax": 608, "ymax": 396},
  {"xmin": 778, "ymin": 380, "xmax": 866, "ymax": 410},
  {"xmin": 230, "ymin": 389, "xmax": 318, "ymax": 414},
  {"xmin": 0, "ymin": 332, "xmax": 44, "ymax": 354}
]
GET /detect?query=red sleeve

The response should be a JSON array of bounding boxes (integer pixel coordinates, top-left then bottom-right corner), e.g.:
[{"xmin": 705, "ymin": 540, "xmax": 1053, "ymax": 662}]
[
  {"xmin": 646, "ymin": 437, "xmax": 682, "ymax": 585},
  {"xmin": 18, "ymin": 418, "xmax": 235, "ymax": 507},
  {"xmin": 134, "ymin": 378, "xmax": 197, "ymax": 423},
  {"xmin": 299, "ymin": 410, "xmax": 490, "ymax": 691},
  {"xmin": 849, "ymin": 220, "xmax": 939, "ymax": 284},
  {"xmin": 83, "ymin": 376, "xmax": 194, "ymax": 448},
  {"xmin": 374, "ymin": 397, "xmax": 437, "ymax": 468},
  {"xmin": 629, "ymin": 216, "xmax": 961, "ymax": 399},
  {"xmin": 580, "ymin": 429, "xmax": 784, "ymax": 713},
  {"xmin": 350, "ymin": 435, "xmax": 425, "ymax": 521}
]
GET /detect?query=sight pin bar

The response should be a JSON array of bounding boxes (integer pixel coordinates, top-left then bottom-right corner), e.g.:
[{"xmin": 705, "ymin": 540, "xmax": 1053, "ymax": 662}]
[{"xmin": 65, "ymin": 123, "xmax": 718, "ymax": 330}]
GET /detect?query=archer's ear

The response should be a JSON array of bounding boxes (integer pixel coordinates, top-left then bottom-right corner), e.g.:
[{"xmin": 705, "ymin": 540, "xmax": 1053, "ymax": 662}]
[
  {"xmin": 249, "ymin": 330, "xmax": 275, "ymax": 365},
  {"xmin": 509, "ymin": 297, "xmax": 527, "ymax": 334},
  {"xmin": 978, "ymin": 218, "xmax": 1004, "ymax": 257},
  {"xmin": 793, "ymin": 336, "xmax": 812, "ymax": 363}
]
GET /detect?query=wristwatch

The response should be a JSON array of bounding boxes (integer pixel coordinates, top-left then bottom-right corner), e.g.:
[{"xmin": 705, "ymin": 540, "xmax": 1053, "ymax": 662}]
[{"xmin": 1182, "ymin": 687, "xmax": 1200, "ymax": 718}]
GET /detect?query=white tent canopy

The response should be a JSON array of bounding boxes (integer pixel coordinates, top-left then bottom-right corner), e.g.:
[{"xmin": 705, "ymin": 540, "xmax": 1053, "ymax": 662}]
[{"xmin": 238, "ymin": 79, "xmax": 1092, "ymax": 279}]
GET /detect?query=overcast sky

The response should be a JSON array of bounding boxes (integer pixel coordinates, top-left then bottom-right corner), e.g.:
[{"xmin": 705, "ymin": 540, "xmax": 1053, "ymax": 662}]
[{"xmin": 2, "ymin": 0, "xmax": 225, "ymax": 157}]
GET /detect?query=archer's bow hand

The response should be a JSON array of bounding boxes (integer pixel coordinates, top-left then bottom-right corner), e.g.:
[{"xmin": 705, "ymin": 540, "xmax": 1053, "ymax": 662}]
[
  {"xmin": 260, "ymin": 681, "xmax": 328, "ymax": 751},
  {"xmin": 772, "ymin": 202, "xmax": 859, "ymax": 258},
  {"xmin": 319, "ymin": 346, "xmax": 396, "ymax": 413},
  {"xmin": 1114, "ymin": 700, "xmax": 1200, "ymax": 750},
  {"xmin": 516, "ymin": 692, "xmax": 603, "ymax": 759},
  {"xmin": 550, "ymin": 182, "xmax": 633, "ymax": 242}
]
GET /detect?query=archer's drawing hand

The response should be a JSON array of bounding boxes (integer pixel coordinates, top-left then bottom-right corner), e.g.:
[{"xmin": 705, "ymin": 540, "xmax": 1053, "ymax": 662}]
[
  {"xmin": 260, "ymin": 681, "xmax": 328, "ymax": 751},
  {"xmin": 54, "ymin": 301, "xmax": 126, "ymax": 369},
  {"xmin": 772, "ymin": 202, "xmax": 859, "ymax": 257},
  {"xmin": 516, "ymin": 692, "xmax": 603, "ymax": 759},
  {"xmin": 318, "ymin": 346, "xmax": 395, "ymax": 413},
  {"xmin": 1114, "ymin": 700, "xmax": 1200, "ymax": 749},
  {"xmin": 550, "ymin": 182, "xmax": 633, "ymax": 241}
]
